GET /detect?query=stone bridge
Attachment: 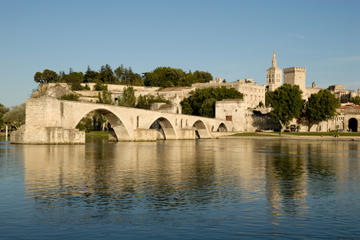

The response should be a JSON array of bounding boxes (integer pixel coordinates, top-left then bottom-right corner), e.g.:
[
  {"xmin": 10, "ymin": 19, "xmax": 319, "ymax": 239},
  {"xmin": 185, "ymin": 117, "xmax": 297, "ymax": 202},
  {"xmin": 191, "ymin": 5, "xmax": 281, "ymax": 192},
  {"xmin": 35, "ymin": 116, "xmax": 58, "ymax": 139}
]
[{"xmin": 11, "ymin": 97, "xmax": 233, "ymax": 144}]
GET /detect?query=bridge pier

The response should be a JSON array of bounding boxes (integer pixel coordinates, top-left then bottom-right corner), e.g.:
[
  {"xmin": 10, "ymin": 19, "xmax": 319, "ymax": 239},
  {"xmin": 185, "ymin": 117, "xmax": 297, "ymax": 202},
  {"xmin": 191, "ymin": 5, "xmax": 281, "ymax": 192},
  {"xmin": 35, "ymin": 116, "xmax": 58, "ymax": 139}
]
[{"xmin": 11, "ymin": 126, "xmax": 84, "ymax": 144}]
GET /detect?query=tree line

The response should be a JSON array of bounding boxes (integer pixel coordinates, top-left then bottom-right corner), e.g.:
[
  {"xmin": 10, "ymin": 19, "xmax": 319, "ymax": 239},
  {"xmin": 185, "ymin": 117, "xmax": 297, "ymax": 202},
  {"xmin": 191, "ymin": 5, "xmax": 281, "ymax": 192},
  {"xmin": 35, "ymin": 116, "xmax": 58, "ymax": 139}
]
[
  {"xmin": 265, "ymin": 84, "xmax": 341, "ymax": 131},
  {"xmin": 0, "ymin": 103, "xmax": 25, "ymax": 132},
  {"xmin": 34, "ymin": 65, "xmax": 213, "ymax": 89}
]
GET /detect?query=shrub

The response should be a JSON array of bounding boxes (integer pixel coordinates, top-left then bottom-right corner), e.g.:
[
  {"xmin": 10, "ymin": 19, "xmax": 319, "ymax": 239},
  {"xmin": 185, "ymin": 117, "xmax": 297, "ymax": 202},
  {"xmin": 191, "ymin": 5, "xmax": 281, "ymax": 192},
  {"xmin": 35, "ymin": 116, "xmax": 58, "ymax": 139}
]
[
  {"xmin": 94, "ymin": 81, "xmax": 107, "ymax": 91},
  {"xmin": 60, "ymin": 93, "xmax": 79, "ymax": 101}
]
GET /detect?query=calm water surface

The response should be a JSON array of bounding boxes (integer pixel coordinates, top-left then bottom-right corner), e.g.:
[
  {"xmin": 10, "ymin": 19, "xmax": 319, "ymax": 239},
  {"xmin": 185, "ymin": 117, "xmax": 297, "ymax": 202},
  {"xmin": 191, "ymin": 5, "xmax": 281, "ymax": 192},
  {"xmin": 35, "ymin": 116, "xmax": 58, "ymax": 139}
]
[{"xmin": 1, "ymin": 137, "xmax": 360, "ymax": 239}]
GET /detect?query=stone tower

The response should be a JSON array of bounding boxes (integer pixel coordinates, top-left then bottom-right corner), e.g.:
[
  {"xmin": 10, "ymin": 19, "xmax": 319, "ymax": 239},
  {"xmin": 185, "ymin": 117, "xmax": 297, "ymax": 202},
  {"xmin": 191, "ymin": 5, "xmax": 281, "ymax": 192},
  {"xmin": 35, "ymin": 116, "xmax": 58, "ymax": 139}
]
[
  {"xmin": 266, "ymin": 51, "xmax": 283, "ymax": 91},
  {"xmin": 283, "ymin": 67, "xmax": 306, "ymax": 93}
]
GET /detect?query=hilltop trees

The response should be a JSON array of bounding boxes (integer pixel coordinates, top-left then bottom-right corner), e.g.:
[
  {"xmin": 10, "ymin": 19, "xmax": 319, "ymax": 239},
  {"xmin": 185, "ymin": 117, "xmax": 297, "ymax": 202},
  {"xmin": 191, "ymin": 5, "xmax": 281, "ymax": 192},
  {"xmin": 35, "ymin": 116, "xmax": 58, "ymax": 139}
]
[
  {"xmin": 33, "ymin": 65, "xmax": 213, "ymax": 88},
  {"xmin": 143, "ymin": 67, "xmax": 213, "ymax": 87},
  {"xmin": 302, "ymin": 90, "xmax": 340, "ymax": 131},
  {"xmin": 84, "ymin": 66, "xmax": 99, "ymax": 83},
  {"xmin": 98, "ymin": 64, "xmax": 117, "ymax": 84},
  {"xmin": 265, "ymin": 84, "xmax": 304, "ymax": 131},
  {"xmin": 143, "ymin": 67, "xmax": 186, "ymax": 87},
  {"xmin": 180, "ymin": 87, "xmax": 243, "ymax": 118},
  {"xmin": 114, "ymin": 65, "xmax": 144, "ymax": 86},
  {"xmin": 34, "ymin": 69, "xmax": 58, "ymax": 84}
]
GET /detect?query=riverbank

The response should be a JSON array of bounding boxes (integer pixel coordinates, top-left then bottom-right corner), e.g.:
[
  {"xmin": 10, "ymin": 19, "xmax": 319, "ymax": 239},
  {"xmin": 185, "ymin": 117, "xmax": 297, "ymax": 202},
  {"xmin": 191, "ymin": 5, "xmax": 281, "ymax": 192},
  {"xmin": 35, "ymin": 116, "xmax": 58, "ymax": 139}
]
[
  {"xmin": 226, "ymin": 132, "xmax": 360, "ymax": 141},
  {"xmin": 85, "ymin": 131, "xmax": 109, "ymax": 138}
]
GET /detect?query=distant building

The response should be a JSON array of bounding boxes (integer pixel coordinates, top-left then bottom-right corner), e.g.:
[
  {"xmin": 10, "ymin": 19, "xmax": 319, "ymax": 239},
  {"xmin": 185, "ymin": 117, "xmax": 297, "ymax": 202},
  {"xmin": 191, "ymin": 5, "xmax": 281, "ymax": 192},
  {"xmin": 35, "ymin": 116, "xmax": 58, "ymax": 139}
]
[{"xmin": 327, "ymin": 84, "xmax": 356, "ymax": 103}]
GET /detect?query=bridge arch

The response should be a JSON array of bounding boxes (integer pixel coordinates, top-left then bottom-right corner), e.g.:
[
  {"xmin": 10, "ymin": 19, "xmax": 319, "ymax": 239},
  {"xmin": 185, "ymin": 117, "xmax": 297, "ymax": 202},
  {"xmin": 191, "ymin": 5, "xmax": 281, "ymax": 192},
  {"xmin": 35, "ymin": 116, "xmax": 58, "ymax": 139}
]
[
  {"xmin": 349, "ymin": 118, "xmax": 358, "ymax": 132},
  {"xmin": 74, "ymin": 108, "xmax": 131, "ymax": 141},
  {"xmin": 216, "ymin": 122, "xmax": 228, "ymax": 132},
  {"xmin": 148, "ymin": 117, "xmax": 177, "ymax": 140},
  {"xmin": 192, "ymin": 120, "xmax": 211, "ymax": 139}
]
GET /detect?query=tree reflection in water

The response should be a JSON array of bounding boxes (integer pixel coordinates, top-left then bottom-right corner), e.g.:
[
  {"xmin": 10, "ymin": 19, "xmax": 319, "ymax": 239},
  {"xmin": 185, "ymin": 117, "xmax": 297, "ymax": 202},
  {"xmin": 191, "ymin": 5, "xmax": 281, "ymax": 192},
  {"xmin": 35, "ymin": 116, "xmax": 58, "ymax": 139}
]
[{"xmin": 22, "ymin": 138, "xmax": 360, "ymax": 228}]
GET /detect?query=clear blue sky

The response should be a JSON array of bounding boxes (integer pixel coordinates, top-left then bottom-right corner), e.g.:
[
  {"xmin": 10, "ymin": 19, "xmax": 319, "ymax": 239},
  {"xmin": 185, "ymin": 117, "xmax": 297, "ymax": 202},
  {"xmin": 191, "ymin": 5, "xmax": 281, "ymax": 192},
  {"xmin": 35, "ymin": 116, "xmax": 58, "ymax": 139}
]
[{"xmin": 1, "ymin": 0, "xmax": 359, "ymax": 106}]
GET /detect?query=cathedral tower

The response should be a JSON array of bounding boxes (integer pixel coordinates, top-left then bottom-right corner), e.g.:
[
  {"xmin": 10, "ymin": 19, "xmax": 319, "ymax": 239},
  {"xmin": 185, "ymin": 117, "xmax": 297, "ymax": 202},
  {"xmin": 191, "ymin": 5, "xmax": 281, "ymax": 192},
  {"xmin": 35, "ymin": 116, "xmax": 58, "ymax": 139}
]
[{"xmin": 266, "ymin": 51, "xmax": 283, "ymax": 91}]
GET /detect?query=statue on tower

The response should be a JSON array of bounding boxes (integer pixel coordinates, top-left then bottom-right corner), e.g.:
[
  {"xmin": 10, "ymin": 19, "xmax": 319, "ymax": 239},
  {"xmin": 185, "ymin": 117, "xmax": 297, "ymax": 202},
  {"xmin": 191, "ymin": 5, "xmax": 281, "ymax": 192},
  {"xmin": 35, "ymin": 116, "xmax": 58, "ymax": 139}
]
[{"xmin": 272, "ymin": 51, "xmax": 277, "ymax": 67}]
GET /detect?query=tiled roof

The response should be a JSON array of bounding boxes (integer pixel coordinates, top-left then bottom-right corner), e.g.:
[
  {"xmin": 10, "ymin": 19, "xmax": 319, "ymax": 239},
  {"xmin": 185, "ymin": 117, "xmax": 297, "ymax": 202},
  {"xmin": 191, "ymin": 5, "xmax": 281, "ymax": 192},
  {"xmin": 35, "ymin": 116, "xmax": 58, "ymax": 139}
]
[{"xmin": 340, "ymin": 104, "xmax": 360, "ymax": 109}]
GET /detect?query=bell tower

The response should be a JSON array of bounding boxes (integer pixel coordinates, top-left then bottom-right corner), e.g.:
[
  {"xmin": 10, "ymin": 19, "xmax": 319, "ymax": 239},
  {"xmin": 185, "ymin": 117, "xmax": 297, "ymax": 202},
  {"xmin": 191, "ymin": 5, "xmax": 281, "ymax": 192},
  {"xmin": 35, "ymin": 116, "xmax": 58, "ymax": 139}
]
[{"xmin": 266, "ymin": 51, "xmax": 283, "ymax": 91}]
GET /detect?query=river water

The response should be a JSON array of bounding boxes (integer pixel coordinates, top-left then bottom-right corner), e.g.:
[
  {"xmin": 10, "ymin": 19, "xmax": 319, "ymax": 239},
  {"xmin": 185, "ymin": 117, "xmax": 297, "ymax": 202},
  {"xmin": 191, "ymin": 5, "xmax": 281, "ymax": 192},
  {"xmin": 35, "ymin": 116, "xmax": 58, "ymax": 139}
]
[{"xmin": 0, "ymin": 137, "xmax": 360, "ymax": 239}]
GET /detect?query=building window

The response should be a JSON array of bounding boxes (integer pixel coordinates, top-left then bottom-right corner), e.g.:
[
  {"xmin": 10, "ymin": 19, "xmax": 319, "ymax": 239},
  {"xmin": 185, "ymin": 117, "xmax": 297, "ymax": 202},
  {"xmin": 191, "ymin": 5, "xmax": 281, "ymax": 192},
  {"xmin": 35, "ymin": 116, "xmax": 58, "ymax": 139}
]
[{"xmin": 226, "ymin": 116, "xmax": 232, "ymax": 121}]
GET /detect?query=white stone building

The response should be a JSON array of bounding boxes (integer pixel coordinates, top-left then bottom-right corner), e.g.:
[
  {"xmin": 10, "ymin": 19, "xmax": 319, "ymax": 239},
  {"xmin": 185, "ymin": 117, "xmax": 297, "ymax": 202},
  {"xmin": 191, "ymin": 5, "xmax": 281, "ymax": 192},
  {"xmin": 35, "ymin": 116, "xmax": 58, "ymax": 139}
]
[{"xmin": 192, "ymin": 78, "xmax": 266, "ymax": 108}]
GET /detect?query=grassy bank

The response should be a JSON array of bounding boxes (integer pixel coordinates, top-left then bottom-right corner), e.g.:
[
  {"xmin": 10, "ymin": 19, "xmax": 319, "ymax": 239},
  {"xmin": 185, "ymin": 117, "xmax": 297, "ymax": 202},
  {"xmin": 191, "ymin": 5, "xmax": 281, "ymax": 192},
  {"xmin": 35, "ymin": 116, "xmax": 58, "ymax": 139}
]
[
  {"xmin": 232, "ymin": 132, "xmax": 360, "ymax": 137},
  {"xmin": 282, "ymin": 132, "xmax": 360, "ymax": 137},
  {"xmin": 231, "ymin": 132, "xmax": 279, "ymax": 137},
  {"xmin": 86, "ymin": 131, "xmax": 109, "ymax": 138}
]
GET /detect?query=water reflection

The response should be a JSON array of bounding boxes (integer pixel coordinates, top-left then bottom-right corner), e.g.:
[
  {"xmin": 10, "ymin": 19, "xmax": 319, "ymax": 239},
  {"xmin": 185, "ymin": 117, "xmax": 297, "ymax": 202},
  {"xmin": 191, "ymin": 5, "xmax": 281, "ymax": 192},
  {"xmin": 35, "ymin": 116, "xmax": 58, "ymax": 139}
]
[{"xmin": 22, "ymin": 138, "xmax": 360, "ymax": 221}]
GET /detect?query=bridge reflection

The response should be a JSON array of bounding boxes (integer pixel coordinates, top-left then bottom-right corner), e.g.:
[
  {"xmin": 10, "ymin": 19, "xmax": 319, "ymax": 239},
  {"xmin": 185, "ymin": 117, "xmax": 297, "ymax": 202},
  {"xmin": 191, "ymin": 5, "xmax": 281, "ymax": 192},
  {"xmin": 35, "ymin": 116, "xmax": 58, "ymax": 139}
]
[{"xmin": 22, "ymin": 139, "xmax": 360, "ymax": 219}]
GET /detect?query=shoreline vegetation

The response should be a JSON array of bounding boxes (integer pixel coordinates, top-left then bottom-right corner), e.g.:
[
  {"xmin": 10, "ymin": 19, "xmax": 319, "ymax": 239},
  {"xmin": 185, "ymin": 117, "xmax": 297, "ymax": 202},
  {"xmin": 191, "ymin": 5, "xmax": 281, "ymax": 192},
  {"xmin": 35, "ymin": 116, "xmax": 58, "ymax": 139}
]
[
  {"xmin": 229, "ymin": 132, "xmax": 360, "ymax": 141},
  {"xmin": 231, "ymin": 132, "xmax": 360, "ymax": 137},
  {"xmin": 84, "ymin": 131, "xmax": 360, "ymax": 142},
  {"xmin": 85, "ymin": 131, "xmax": 109, "ymax": 138}
]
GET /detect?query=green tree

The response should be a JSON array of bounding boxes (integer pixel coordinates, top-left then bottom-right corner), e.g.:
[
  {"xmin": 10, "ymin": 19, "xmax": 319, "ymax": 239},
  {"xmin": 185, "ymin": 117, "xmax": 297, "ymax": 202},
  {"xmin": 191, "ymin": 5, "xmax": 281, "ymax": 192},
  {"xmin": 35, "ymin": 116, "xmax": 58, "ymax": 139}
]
[
  {"xmin": 180, "ymin": 87, "xmax": 243, "ymax": 117},
  {"xmin": 192, "ymin": 71, "xmax": 213, "ymax": 83},
  {"xmin": 115, "ymin": 65, "xmax": 144, "ymax": 86},
  {"xmin": 136, "ymin": 95, "xmax": 170, "ymax": 109},
  {"xmin": 265, "ymin": 84, "xmax": 303, "ymax": 131},
  {"xmin": 84, "ymin": 66, "xmax": 99, "ymax": 83},
  {"xmin": 42, "ymin": 69, "xmax": 58, "ymax": 83},
  {"xmin": 350, "ymin": 96, "xmax": 360, "ymax": 105},
  {"xmin": 62, "ymin": 72, "xmax": 84, "ymax": 90},
  {"xmin": 143, "ymin": 67, "xmax": 213, "ymax": 87},
  {"xmin": 75, "ymin": 112, "xmax": 107, "ymax": 132},
  {"xmin": 303, "ymin": 89, "xmax": 340, "ymax": 131},
  {"xmin": 34, "ymin": 72, "xmax": 43, "ymax": 83},
  {"xmin": 97, "ymin": 89, "xmax": 113, "ymax": 104},
  {"xmin": 143, "ymin": 67, "xmax": 186, "ymax": 87},
  {"xmin": 199, "ymin": 98, "xmax": 216, "ymax": 118},
  {"xmin": 34, "ymin": 69, "xmax": 58, "ymax": 84},
  {"xmin": 114, "ymin": 65, "xmax": 125, "ymax": 81},
  {"xmin": 60, "ymin": 93, "xmax": 79, "ymax": 101},
  {"xmin": 180, "ymin": 99, "xmax": 193, "ymax": 115},
  {"xmin": 94, "ymin": 81, "xmax": 107, "ymax": 91},
  {"xmin": 2, "ymin": 103, "xmax": 25, "ymax": 129},
  {"xmin": 118, "ymin": 87, "xmax": 136, "ymax": 107},
  {"xmin": 98, "ymin": 64, "xmax": 117, "ymax": 83},
  {"xmin": 0, "ymin": 103, "xmax": 9, "ymax": 130}
]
